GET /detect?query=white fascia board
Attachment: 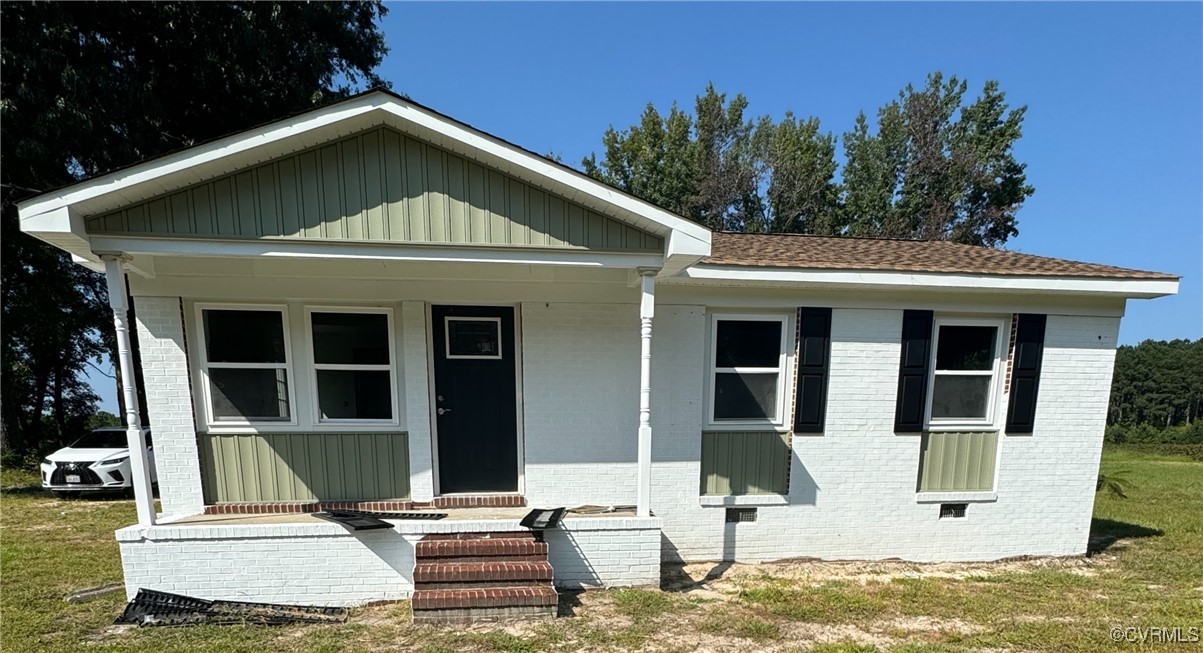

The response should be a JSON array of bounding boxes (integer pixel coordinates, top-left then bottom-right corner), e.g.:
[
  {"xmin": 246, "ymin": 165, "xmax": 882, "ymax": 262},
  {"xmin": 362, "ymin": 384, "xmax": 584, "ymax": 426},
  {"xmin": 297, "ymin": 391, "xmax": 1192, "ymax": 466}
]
[
  {"xmin": 21, "ymin": 204, "xmax": 83, "ymax": 235},
  {"xmin": 19, "ymin": 206, "xmax": 95, "ymax": 260},
  {"xmin": 87, "ymin": 235, "xmax": 663, "ymax": 270},
  {"xmin": 661, "ymin": 230, "xmax": 711, "ymax": 277},
  {"xmin": 675, "ymin": 264, "xmax": 1180, "ymax": 299}
]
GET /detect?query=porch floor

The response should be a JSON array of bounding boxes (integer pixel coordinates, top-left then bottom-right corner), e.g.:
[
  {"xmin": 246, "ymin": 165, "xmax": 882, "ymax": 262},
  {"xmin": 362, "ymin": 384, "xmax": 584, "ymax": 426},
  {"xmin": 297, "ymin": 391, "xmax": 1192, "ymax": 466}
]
[{"xmin": 165, "ymin": 506, "xmax": 638, "ymax": 526}]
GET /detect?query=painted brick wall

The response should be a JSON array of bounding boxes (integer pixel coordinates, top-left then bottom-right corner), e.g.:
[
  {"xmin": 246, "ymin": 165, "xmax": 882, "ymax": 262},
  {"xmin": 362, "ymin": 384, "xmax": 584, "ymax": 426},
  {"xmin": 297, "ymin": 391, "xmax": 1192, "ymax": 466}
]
[
  {"xmin": 133, "ymin": 296, "xmax": 205, "ymax": 517},
  {"xmin": 401, "ymin": 301, "xmax": 435, "ymax": 501},
  {"xmin": 134, "ymin": 294, "xmax": 1119, "ymax": 566},
  {"xmin": 117, "ymin": 526, "xmax": 412, "ymax": 605},
  {"xmin": 646, "ymin": 308, "xmax": 1120, "ymax": 563},
  {"xmin": 520, "ymin": 302, "xmax": 641, "ymax": 507},
  {"xmin": 116, "ymin": 516, "xmax": 661, "ymax": 605},
  {"xmin": 546, "ymin": 518, "xmax": 663, "ymax": 588}
]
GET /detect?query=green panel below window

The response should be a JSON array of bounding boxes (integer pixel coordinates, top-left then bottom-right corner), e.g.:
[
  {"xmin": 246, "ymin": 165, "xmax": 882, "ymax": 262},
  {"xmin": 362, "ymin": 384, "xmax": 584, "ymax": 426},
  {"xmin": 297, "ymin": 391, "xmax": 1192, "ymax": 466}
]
[
  {"xmin": 917, "ymin": 431, "xmax": 998, "ymax": 492},
  {"xmin": 198, "ymin": 432, "xmax": 410, "ymax": 503},
  {"xmin": 700, "ymin": 431, "xmax": 790, "ymax": 496}
]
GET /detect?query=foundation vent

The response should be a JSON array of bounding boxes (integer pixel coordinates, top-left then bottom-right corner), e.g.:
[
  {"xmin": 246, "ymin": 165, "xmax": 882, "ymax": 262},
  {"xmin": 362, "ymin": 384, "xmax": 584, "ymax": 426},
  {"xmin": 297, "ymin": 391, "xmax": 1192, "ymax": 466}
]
[
  {"xmin": 939, "ymin": 503, "xmax": 968, "ymax": 519},
  {"xmin": 725, "ymin": 507, "xmax": 757, "ymax": 523}
]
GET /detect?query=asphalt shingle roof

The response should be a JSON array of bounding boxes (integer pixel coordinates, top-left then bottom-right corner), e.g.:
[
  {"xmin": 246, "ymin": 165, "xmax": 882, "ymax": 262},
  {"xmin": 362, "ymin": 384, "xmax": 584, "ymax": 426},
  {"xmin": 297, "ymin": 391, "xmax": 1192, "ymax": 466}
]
[{"xmin": 704, "ymin": 232, "xmax": 1178, "ymax": 280}]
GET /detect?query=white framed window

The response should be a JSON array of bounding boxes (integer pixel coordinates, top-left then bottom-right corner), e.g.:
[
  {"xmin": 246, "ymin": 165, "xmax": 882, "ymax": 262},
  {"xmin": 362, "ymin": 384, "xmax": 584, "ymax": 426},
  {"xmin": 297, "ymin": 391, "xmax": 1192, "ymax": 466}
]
[
  {"xmin": 707, "ymin": 313, "xmax": 792, "ymax": 428},
  {"xmin": 444, "ymin": 316, "xmax": 502, "ymax": 360},
  {"xmin": 926, "ymin": 317, "xmax": 1009, "ymax": 430},
  {"xmin": 306, "ymin": 307, "xmax": 398, "ymax": 424},
  {"xmin": 196, "ymin": 304, "xmax": 295, "ymax": 427}
]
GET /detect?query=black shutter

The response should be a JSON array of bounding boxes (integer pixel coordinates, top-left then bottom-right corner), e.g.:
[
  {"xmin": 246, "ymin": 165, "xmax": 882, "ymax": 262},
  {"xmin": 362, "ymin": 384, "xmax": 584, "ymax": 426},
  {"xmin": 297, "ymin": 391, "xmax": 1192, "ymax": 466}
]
[
  {"xmin": 793, "ymin": 307, "xmax": 832, "ymax": 433},
  {"xmin": 894, "ymin": 310, "xmax": 934, "ymax": 433},
  {"xmin": 1006, "ymin": 314, "xmax": 1047, "ymax": 434}
]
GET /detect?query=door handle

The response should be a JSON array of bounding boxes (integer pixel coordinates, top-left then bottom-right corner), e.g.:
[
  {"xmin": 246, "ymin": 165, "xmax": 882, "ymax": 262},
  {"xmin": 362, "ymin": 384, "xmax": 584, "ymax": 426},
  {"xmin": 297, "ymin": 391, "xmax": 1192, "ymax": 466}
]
[{"xmin": 437, "ymin": 408, "xmax": 451, "ymax": 416}]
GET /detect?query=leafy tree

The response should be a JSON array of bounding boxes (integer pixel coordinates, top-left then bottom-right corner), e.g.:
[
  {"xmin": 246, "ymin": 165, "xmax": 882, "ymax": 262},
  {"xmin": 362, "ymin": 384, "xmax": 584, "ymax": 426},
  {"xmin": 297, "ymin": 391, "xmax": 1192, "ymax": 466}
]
[
  {"xmin": 583, "ymin": 74, "xmax": 1033, "ymax": 246},
  {"xmin": 584, "ymin": 85, "xmax": 771, "ymax": 231},
  {"xmin": 583, "ymin": 101, "xmax": 698, "ymax": 221},
  {"xmin": 843, "ymin": 74, "xmax": 1034, "ymax": 246},
  {"xmin": 691, "ymin": 85, "xmax": 762, "ymax": 231},
  {"xmin": 1, "ymin": 1, "xmax": 389, "ymax": 458},
  {"xmin": 1109, "ymin": 339, "xmax": 1203, "ymax": 432},
  {"xmin": 760, "ymin": 112, "xmax": 841, "ymax": 234}
]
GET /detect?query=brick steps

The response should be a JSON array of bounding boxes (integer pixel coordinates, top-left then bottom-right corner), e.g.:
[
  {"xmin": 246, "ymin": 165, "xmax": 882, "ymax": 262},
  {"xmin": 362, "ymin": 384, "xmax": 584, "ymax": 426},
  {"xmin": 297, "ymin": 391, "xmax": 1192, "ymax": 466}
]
[
  {"xmin": 414, "ymin": 561, "xmax": 553, "ymax": 584},
  {"xmin": 412, "ymin": 586, "xmax": 558, "ymax": 610},
  {"xmin": 411, "ymin": 532, "xmax": 557, "ymax": 624},
  {"xmin": 415, "ymin": 533, "xmax": 547, "ymax": 560}
]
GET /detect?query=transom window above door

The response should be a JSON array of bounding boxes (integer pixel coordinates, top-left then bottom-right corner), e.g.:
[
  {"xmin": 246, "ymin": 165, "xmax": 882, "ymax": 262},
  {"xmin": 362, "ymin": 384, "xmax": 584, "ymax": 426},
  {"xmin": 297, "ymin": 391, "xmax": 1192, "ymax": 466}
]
[
  {"xmin": 199, "ymin": 306, "xmax": 293, "ymax": 425},
  {"xmin": 309, "ymin": 309, "xmax": 397, "ymax": 423},
  {"xmin": 927, "ymin": 318, "xmax": 1007, "ymax": 429},
  {"xmin": 708, "ymin": 314, "xmax": 792, "ymax": 427}
]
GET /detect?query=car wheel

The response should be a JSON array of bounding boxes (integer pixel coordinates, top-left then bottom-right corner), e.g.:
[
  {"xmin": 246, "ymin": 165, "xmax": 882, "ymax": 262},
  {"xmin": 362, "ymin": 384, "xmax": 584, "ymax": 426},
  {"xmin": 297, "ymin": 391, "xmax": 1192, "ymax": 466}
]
[{"xmin": 52, "ymin": 490, "xmax": 78, "ymax": 500}]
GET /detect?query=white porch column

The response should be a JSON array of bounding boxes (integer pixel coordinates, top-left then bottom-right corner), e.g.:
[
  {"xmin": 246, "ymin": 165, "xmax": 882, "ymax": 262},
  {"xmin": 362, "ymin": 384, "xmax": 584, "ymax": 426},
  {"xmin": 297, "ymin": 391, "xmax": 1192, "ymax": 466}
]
[
  {"xmin": 101, "ymin": 254, "xmax": 156, "ymax": 526},
  {"xmin": 636, "ymin": 269, "xmax": 656, "ymax": 517}
]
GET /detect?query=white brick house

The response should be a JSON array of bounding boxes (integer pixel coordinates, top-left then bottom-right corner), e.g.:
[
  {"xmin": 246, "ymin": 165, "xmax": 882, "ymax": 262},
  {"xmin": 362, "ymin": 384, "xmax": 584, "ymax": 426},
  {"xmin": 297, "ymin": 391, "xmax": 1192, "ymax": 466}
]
[{"xmin": 19, "ymin": 90, "xmax": 1178, "ymax": 610}]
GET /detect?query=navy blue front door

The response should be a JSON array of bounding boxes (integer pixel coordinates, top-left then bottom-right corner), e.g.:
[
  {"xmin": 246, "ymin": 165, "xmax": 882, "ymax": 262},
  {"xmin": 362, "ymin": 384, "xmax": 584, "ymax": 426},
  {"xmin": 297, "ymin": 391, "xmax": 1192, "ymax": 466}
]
[{"xmin": 431, "ymin": 305, "xmax": 519, "ymax": 493}]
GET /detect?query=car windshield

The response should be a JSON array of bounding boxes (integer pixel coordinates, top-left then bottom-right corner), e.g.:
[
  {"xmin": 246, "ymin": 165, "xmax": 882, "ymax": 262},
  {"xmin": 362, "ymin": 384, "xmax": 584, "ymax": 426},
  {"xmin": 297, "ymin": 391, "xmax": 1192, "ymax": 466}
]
[{"xmin": 70, "ymin": 430, "xmax": 128, "ymax": 449}]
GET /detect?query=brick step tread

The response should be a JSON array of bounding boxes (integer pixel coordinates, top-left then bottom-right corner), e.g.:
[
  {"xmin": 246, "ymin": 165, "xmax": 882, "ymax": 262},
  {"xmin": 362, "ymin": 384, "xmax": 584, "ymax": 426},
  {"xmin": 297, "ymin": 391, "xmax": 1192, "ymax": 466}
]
[
  {"xmin": 420, "ymin": 531, "xmax": 537, "ymax": 541},
  {"xmin": 416, "ymin": 538, "xmax": 547, "ymax": 559},
  {"xmin": 412, "ymin": 587, "xmax": 558, "ymax": 611},
  {"xmin": 418, "ymin": 554, "xmax": 548, "ymax": 564},
  {"xmin": 415, "ymin": 579, "xmax": 552, "ymax": 590},
  {"xmin": 414, "ymin": 561, "xmax": 553, "ymax": 584}
]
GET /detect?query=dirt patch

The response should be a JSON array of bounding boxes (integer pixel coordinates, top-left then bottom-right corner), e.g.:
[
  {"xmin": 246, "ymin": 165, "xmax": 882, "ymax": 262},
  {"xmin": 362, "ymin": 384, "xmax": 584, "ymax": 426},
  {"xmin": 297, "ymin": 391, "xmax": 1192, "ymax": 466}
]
[{"xmin": 667, "ymin": 554, "xmax": 1104, "ymax": 593}]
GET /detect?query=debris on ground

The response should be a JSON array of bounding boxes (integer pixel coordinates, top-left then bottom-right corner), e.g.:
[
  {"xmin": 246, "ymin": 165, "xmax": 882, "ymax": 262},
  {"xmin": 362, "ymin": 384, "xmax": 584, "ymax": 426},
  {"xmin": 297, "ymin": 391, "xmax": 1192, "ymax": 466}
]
[
  {"xmin": 67, "ymin": 583, "xmax": 124, "ymax": 603},
  {"xmin": 114, "ymin": 589, "xmax": 347, "ymax": 627}
]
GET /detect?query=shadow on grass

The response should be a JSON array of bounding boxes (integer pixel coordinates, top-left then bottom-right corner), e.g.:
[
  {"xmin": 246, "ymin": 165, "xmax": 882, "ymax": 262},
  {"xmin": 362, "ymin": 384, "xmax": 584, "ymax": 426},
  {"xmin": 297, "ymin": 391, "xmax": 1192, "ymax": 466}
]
[
  {"xmin": 557, "ymin": 589, "xmax": 584, "ymax": 618},
  {"xmin": 1088, "ymin": 517, "xmax": 1162, "ymax": 555},
  {"xmin": 660, "ymin": 561, "xmax": 734, "ymax": 593},
  {"xmin": 0, "ymin": 484, "xmax": 47, "ymax": 497},
  {"xmin": 0, "ymin": 484, "xmax": 134, "ymax": 502}
]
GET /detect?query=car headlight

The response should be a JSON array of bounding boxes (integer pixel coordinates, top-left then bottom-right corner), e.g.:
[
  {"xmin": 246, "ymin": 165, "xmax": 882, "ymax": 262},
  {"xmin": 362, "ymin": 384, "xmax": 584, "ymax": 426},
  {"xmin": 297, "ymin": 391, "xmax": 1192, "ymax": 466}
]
[
  {"xmin": 103, "ymin": 456, "xmax": 130, "ymax": 465},
  {"xmin": 42, "ymin": 458, "xmax": 52, "ymax": 466}
]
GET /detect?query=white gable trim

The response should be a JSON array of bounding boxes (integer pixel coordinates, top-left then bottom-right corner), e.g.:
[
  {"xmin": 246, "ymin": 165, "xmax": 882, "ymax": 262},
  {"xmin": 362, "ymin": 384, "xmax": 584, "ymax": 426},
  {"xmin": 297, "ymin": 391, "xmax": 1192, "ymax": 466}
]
[{"xmin": 17, "ymin": 91, "xmax": 710, "ymax": 275}]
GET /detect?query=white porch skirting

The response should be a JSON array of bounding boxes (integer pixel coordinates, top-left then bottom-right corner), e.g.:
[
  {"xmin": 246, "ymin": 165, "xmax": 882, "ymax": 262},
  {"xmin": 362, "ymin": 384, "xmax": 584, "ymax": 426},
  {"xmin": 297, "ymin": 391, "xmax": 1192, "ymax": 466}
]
[{"xmin": 115, "ymin": 516, "xmax": 663, "ymax": 607}]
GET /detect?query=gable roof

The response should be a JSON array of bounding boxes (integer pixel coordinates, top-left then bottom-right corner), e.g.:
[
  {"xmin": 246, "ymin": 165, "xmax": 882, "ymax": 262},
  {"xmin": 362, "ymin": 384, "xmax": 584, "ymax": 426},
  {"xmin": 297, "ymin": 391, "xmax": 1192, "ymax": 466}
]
[
  {"xmin": 16, "ymin": 89, "xmax": 1177, "ymax": 298},
  {"xmin": 17, "ymin": 89, "xmax": 710, "ymax": 273},
  {"xmin": 706, "ymin": 232, "xmax": 1178, "ymax": 281}
]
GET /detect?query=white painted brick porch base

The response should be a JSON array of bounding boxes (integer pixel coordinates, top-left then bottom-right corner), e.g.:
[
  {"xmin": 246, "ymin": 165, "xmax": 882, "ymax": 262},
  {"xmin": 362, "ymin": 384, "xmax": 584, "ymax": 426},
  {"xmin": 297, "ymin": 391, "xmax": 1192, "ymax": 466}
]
[{"xmin": 116, "ymin": 516, "xmax": 661, "ymax": 606}]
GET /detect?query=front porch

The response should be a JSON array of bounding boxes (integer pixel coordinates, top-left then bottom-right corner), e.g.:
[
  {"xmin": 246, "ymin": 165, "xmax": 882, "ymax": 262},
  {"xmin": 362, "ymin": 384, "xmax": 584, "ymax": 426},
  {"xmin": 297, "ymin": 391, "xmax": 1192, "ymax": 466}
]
[{"xmin": 116, "ymin": 507, "xmax": 663, "ymax": 607}]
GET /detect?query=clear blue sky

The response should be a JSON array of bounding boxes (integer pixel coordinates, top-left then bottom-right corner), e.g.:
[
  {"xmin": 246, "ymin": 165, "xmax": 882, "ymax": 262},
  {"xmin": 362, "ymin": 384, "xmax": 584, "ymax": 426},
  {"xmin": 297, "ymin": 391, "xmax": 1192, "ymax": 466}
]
[{"xmin": 88, "ymin": 2, "xmax": 1202, "ymax": 413}]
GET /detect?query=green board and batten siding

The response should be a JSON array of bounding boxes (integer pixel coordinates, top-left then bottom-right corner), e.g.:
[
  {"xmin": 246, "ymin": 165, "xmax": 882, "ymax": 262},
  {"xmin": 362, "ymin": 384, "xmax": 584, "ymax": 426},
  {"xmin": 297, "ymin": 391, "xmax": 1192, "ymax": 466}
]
[
  {"xmin": 917, "ymin": 431, "xmax": 999, "ymax": 492},
  {"xmin": 700, "ymin": 431, "xmax": 790, "ymax": 496},
  {"xmin": 86, "ymin": 128, "xmax": 662, "ymax": 252},
  {"xmin": 198, "ymin": 432, "xmax": 410, "ymax": 503}
]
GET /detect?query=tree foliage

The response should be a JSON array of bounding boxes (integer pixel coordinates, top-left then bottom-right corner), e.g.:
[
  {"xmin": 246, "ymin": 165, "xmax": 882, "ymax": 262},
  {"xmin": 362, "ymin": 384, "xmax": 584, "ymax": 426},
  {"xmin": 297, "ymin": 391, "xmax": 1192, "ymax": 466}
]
[
  {"xmin": 1108, "ymin": 339, "xmax": 1203, "ymax": 441},
  {"xmin": 1, "ymin": 1, "xmax": 389, "ymax": 459},
  {"xmin": 583, "ymin": 73, "xmax": 1034, "ymax": 246}
]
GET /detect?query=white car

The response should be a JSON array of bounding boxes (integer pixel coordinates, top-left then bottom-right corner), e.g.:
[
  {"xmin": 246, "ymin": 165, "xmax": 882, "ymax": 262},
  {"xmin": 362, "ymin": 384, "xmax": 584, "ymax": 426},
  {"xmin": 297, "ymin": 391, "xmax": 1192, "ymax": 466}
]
[{"xmin": 41, "ymin": 427, "xmax": 157, "ymax": 498}]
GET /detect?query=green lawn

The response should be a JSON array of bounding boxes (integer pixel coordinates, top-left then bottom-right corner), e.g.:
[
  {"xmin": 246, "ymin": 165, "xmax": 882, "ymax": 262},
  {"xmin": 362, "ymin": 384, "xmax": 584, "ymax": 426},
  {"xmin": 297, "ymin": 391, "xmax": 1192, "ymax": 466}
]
[{"xmin": 2, "ymin": 447, "xmax": 1200, "ymax": 652}]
